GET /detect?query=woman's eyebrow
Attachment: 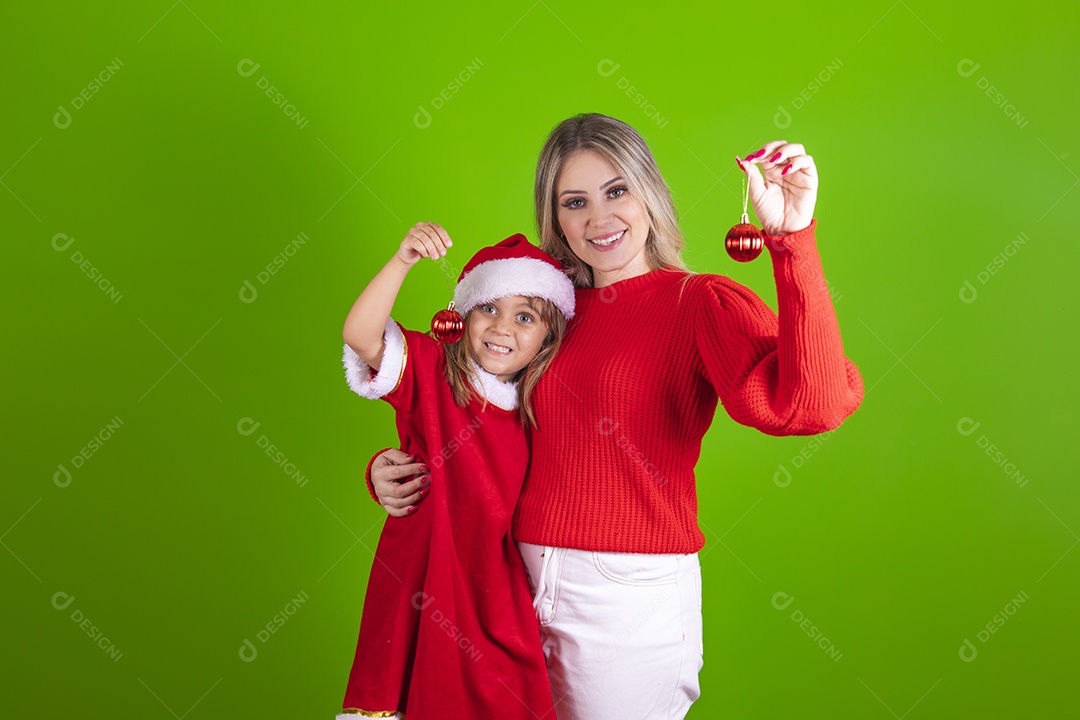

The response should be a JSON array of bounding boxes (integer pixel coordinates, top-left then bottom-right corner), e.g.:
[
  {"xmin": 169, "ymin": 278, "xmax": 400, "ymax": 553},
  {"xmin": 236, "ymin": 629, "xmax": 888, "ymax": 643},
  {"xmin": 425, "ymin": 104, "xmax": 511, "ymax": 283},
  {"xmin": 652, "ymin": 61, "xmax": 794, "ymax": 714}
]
[{"xmin": 558, "ymin": 176, "xmax": 624, "ymax": 197}]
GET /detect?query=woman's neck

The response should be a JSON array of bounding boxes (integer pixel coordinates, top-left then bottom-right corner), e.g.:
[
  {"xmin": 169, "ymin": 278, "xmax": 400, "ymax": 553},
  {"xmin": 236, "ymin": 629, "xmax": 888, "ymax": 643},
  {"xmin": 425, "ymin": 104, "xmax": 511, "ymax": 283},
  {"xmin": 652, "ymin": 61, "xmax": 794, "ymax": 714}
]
[{"xmin": 590, "ymin": 257, "xmax": 654, "ymax": 288}]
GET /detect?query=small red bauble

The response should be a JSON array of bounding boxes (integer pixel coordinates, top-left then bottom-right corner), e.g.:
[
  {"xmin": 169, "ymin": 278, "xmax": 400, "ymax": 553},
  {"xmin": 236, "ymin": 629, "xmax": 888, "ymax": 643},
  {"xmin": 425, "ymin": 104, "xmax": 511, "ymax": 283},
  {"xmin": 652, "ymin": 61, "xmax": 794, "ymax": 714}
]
[
  {"xmin": 430, "ymin": 301, "xmax": 464, "ymax": 344},
  {"xmin": 725, "ymin": 220, "xmax": 764, "ymax": 262}
]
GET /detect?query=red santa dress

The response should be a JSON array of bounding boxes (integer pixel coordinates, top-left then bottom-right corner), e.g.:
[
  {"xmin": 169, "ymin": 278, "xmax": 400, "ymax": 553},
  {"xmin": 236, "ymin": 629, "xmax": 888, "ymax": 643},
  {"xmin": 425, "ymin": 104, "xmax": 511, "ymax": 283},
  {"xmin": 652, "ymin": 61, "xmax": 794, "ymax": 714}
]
[{"xmin": 337, "ymin": 318, "xmax": 555, "ymax": 719}]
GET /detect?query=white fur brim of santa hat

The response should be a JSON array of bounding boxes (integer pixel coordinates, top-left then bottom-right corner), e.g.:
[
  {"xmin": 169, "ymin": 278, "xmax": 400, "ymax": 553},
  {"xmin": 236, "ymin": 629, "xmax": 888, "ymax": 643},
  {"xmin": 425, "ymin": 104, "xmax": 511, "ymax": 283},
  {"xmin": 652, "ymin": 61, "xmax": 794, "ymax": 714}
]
[{"xmin": 452, "ymin": 234, "xmax": 576, "ymax": 320}]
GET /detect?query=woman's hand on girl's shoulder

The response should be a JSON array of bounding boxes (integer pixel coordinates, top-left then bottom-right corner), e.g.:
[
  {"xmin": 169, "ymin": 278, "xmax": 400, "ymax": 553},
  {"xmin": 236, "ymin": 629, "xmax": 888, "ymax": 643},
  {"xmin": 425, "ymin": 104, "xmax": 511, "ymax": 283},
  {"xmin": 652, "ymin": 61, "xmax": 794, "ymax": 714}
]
[
  {"xmin": 738, "ymin": 141, "xmax": 818, "ymax": 236},
  {"xmin": 396, "ymin": 222, "xmax": 453, "ymax": 267}
]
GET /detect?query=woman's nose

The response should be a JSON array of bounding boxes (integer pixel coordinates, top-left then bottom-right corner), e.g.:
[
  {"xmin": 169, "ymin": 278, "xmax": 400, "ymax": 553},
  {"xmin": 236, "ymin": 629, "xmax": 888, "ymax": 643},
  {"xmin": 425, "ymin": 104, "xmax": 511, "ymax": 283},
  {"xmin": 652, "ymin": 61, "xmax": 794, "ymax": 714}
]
[{"xmin": 588, "ymin": 203, "xmax": 611, "ymax": 226}]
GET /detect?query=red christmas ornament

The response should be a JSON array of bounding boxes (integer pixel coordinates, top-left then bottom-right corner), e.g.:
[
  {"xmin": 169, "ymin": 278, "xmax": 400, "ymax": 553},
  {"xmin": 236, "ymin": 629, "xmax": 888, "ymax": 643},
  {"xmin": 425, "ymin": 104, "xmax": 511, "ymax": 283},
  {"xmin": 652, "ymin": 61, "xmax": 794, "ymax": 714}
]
[
  {"xmin": 430, "ymin": 301, "xmax": 464, "ymax": 344},
  {"xmin": 725, "ymin": 213, "xmax": 764, "ymax": 262},
  {"xmin": 726, "ymin": 168, "xmax": 764, "ymax": 262}
]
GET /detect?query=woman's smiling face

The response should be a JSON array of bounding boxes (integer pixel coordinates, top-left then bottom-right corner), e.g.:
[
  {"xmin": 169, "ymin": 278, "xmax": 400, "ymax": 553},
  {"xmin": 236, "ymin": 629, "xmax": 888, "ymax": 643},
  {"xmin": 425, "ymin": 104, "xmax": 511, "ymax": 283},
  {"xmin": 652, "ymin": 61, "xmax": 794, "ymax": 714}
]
[{"xmin": 555, "ymin": 149, "xmax": 652, "ymax": 288}]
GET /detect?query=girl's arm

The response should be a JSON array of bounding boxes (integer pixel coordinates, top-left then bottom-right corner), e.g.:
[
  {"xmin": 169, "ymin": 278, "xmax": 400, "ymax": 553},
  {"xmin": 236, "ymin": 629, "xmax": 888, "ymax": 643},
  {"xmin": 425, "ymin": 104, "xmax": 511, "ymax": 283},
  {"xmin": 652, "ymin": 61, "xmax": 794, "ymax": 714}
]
[{"xmin": 342, "ymin": 222, "xmax": 452, "ymax": 371}]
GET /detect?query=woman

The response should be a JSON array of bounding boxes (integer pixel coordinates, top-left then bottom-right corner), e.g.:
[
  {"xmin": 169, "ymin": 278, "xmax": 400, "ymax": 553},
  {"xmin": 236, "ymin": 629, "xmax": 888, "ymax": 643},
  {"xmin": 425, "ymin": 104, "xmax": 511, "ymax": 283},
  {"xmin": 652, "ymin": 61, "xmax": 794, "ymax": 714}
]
[{"xmin": 362, "ymin": 113, "xmax": 863, "ymax": 718}]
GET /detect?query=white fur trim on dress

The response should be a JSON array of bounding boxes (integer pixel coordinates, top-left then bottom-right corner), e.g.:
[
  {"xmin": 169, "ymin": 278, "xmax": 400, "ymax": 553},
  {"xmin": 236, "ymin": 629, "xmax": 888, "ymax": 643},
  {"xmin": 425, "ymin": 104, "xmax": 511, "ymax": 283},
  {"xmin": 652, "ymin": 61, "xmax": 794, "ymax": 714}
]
[
  {"xmin": 469, "ymin": 359, "xmax": 518, "ymax": 411},
  {"xmin": 454, "ymin": 257, "xmax": 575, "ymax": 320},
  {"xmin": 342, "ymin": 318, "xmax": 406, "ymax": 399}
]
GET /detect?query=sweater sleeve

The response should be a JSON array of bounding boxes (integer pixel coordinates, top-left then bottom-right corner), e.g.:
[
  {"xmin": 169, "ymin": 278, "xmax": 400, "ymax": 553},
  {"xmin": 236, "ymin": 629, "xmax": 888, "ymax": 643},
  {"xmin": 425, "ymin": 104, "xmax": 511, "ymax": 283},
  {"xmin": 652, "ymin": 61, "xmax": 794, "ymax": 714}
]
[{"xmin": 693, "ymin": 219, "xmax": 863, "ymax": 436}]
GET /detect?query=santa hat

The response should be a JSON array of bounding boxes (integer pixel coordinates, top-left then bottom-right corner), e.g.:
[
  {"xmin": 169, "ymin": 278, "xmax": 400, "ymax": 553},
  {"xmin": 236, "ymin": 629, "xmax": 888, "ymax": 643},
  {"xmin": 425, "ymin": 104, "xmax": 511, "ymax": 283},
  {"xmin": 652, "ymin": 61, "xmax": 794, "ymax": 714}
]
[{"xmin": 453, "ymin": 234, "xmax": 575, "ymax": 320}]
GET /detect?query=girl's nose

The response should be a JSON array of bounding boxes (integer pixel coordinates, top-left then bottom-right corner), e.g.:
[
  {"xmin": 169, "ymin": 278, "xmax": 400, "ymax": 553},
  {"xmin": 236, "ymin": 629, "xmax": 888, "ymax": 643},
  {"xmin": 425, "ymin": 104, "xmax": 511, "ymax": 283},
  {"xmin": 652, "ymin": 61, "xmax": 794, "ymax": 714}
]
[{"xmin": 495, "ymin": 319, "xmax": 513, "ymax": 335}]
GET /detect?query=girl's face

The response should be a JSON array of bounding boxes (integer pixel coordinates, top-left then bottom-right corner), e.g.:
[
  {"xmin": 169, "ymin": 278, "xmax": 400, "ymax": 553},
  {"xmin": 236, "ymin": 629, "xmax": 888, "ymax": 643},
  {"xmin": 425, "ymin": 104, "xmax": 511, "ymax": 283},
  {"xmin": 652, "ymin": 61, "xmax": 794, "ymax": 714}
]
[
  {"xmin": 466, "ymin": 296, "xmax": 550, "ymax": 382},
  {"xmin": 555, "ymin": 149, "xmax": 651, "ymax": 288}
]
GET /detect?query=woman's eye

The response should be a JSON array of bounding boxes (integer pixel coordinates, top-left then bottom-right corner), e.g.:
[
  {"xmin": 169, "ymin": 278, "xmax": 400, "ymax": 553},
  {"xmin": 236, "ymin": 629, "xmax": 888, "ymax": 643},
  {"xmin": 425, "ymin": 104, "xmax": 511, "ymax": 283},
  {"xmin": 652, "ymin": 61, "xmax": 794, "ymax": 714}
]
[
  {"xmin": 609, "ymin": 186, "xmax": 627, "ymax": 198},
  {"xmin": 562, "ymin": 197, "xmax": 584, "ymax": 209}
]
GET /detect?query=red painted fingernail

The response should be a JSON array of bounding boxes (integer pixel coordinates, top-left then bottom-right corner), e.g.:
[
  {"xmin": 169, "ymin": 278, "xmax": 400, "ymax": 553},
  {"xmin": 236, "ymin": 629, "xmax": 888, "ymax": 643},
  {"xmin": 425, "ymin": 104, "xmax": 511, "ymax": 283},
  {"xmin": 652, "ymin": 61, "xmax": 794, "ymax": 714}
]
[
  {"xmin": 754, "ymin": 148, "xmax": 767, "ymax": 159},
  {"xmin": 768, "ymin": 152, "xmax": 782, "ymax": 163},
  {"xmin": 782, "ymin": 165, "xmax": 792, "ymax": 176},
  {"xmin": 735, "ymin": 156, "xmax": 745, "ymax": 171},
  {"xmin": 418, "ymin": 488, "xmax": 429, "ymax": 498},
  {"xmin": 406, "ymin": 506, "xmax": 417, "ymax": 514}
]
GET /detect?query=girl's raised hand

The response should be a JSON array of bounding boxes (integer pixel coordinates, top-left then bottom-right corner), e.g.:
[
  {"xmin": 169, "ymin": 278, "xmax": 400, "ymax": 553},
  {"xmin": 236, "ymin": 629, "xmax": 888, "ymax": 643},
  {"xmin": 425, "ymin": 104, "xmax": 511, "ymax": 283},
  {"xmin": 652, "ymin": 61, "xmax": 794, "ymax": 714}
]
[
  {"xmin": 397, "ymin": 222, "xmax": 453, "ymax": 266},
  {"xmin": 738, "ymin": 141, "xmax": 818, "ymax": 236}
]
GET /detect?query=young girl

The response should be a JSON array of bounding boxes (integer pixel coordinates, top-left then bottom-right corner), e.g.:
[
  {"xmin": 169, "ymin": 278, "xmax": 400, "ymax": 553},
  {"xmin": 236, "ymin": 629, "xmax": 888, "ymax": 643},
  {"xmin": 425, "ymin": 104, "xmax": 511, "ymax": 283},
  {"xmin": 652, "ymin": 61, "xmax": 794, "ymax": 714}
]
[{"xmin": 336, "ymin": 223, "xmax": 575, "ymax": 719}]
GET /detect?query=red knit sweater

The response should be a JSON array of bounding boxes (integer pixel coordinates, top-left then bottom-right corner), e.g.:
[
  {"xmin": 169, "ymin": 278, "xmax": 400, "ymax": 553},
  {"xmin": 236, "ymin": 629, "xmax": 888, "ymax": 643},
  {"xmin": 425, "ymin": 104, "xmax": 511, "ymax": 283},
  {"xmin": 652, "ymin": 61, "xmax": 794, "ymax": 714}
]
[{"xmin": 511, "ymin": 220, "xmax": 864, "ymax": 554}]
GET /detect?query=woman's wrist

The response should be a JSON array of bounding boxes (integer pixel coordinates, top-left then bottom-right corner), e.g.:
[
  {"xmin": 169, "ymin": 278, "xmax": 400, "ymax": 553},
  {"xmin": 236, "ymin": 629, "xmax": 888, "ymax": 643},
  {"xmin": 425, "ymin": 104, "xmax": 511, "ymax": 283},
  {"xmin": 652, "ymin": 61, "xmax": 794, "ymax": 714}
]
[
  {"xmin": 764, "ymin": 219, "xmax": 817, "ymax": 256},
  {"xmin": 763, "ymin": 220, "xmax": 813, "ymax": 238}
]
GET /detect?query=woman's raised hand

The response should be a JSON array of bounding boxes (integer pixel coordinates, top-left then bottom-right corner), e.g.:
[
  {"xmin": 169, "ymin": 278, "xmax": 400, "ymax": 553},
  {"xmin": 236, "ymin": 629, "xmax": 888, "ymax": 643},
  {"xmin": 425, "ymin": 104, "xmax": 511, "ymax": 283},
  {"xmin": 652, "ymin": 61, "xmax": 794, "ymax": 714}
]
[
  {"xmin": 737, "ymin": 142, "xmax": 818, "ymax": 237},
  {"xmin": 397, "ymin": 222, "xmax": 453, "ymax": 266}
]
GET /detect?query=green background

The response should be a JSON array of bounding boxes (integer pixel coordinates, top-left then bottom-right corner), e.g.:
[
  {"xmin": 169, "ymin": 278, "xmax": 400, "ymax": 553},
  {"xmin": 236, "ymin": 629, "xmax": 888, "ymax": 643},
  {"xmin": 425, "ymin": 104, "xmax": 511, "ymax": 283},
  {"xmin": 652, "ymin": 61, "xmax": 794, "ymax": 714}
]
[{"xmin": 3, "ymin": 1, "xmax": 1077, "ymax": 717}]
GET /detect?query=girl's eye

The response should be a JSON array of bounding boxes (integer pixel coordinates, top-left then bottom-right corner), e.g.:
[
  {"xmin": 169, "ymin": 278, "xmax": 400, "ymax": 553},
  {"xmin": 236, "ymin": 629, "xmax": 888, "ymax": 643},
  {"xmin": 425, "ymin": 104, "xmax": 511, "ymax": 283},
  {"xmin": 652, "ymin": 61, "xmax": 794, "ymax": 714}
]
[
  {"xmin": 561, "ymin": 197, "xmax": 585, "ymax": 209},
  {"xmin": 517, "ymin": 313, "xmax": 534, "ymax": 323},
  {"xmin": 481, "ymin": 304, "xmax": 496, "ymax": 314}
]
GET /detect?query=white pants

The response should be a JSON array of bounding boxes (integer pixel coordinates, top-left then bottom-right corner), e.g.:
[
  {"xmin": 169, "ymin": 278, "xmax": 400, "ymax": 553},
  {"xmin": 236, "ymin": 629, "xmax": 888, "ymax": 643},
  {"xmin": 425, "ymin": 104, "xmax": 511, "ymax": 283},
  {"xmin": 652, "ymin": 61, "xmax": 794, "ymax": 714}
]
[{"xmin": 517, "ymin": 542, "xmax": 704, "ymax": 720}]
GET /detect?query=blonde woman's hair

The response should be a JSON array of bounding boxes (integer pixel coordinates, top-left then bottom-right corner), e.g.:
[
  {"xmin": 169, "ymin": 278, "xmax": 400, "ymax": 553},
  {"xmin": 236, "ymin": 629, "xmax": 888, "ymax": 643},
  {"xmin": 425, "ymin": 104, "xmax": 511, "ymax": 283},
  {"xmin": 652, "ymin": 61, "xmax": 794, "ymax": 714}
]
[
  {"xmin": 443, "ymin": 297, "xmax": 567, "ymax": 428},
  {"xmin": 534, "ymin": 113, "xmax": 689, "ymax": 288}
]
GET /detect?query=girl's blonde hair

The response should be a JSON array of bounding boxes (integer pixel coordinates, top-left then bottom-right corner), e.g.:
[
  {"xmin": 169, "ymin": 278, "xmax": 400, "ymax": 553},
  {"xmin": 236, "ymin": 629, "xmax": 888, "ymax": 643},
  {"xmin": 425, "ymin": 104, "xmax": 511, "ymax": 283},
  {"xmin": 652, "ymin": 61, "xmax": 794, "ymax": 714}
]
[
  {"xmin": 443, "ymin": 297, "xmax": 567, "ymax": 428},
  {"xmin": 534, "ymin": 113, "xmax": 689, "ymax": 288}
]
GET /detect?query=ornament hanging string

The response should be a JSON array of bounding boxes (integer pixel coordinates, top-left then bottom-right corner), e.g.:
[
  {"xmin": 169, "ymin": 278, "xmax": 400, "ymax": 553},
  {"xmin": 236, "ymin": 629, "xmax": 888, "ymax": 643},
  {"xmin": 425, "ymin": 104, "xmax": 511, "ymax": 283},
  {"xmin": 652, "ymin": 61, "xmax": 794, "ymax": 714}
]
[{"xmin": 740, "ymin": 173, "xmax": 751, "ymax": 225}]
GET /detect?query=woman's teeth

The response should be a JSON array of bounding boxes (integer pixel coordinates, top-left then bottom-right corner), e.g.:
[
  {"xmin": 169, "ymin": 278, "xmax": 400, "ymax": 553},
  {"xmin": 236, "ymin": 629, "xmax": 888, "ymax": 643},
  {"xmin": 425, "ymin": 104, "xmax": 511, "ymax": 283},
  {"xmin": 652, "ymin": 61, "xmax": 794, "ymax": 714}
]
[
  {"xmin": 589, "ymin": 230, "xmax": 625, "ymax": 247},
  {"xmin": 485, "ymin": 342, "xmax": 511, "ymax": 355}
]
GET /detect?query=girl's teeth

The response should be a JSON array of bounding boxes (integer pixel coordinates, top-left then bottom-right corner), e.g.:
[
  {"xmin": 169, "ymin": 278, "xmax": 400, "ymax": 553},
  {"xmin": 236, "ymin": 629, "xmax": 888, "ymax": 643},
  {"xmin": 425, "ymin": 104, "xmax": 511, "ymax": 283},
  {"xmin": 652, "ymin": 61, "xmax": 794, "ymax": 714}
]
[{"xmin": 485, "ymin": 343, "xmax": 510, "ymax": 354}]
